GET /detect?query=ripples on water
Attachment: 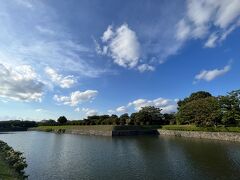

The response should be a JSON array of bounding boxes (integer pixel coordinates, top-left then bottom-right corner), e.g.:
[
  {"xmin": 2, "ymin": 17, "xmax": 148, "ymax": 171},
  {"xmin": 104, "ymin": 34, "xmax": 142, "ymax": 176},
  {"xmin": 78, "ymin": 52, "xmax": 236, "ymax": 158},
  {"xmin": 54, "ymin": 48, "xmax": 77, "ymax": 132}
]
[{"xmin": 0, "ymin": 131, "xmax": 239, "ymax": 180}]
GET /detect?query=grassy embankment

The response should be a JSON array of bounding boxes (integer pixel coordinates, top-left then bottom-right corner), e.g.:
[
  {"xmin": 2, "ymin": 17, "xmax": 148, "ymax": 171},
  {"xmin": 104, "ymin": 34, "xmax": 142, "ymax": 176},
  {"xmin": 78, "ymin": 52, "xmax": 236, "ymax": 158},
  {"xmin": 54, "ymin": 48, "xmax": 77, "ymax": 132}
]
[
  {"xmin": 30, "ymin": 125, "xmax": 162, "ymax": 132},
  {"xmin": 0, "ymin": 156, "xmax": 23, "ymax": 180},
  {"xmin": 161, "ymin": 125, "xmax": 240, "ymax": 133},
  {"xmin": 31, "ymin": 125, "xmax": 240, "ymax": 133}
]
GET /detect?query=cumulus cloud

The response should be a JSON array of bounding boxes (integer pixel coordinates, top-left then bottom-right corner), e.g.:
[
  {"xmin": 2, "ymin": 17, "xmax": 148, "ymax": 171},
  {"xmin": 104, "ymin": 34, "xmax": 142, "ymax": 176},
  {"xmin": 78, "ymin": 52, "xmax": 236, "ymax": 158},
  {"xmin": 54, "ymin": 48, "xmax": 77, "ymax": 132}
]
[
  {"xmin": 75, "ymin": 107, "xmax": 98, "ymax": 116},
  {"xmin": 53, "ymin": 90, "xmax": 98, "ymax": 106},
  {"xmin": 107, "ymin": 109, "xmax": 115, "ymax": 115},
  {"xmin": 127, "ymin": 97, "xmax": 177, "ymax": 114},
  {"xmin": 101, "ymin": 26, "xmax": 114, "ymax": 42},
  {"xmin": 137, "ymin": 64, "xmax": 155, "ymax": 72},
  {"xmin": 98, "ymin": 24, "xmax": 140, "ymax": 68},
  {"xmin": 195, "ymin": 64, "xmax": 231, "ymax": 82},
  {"xmin": 116, "ymin": 106, "xmax": 128, "ymax": 113},
  {"xmin": 0, "ymin": 63, "xmax": 44, "ymax": 102},
  {"xmin": 45, "ymin": 67, "xmax": 76, "ymax": 88},
  {"xmin": 176, "ymin": 0, "xmax": 240, "ymax": 47}
]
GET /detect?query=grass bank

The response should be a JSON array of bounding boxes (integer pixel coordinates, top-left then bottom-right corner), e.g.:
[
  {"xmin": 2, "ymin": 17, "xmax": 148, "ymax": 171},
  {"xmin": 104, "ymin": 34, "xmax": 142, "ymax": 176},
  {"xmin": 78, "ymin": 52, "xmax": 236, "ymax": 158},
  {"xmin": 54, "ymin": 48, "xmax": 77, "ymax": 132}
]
[
  {"xmin": 0, "ymin": 140, "xmax": 27, "ymax": 180},
  {"xmin": 31, "ymin": 125, "xmax": 162, "ymax": 132},
  {"xmin": 161, "ymin": 125, "xmax": 240, "ymax": 133},
  {"xmin": 0, "ymin": 155, "xmax": 23, "ymax": 180},
  {"xmin": 30, "ymin": 125, "xmax": 115, "ymax": 132}
]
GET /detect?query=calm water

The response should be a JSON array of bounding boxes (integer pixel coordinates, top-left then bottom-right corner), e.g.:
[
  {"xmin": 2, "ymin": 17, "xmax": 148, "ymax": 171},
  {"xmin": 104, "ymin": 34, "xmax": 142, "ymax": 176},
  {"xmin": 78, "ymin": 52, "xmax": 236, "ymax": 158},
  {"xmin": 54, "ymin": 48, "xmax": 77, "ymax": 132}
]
[{"xmin": 0, "ymin": 131, "xmax": 240, "ymax": 180}]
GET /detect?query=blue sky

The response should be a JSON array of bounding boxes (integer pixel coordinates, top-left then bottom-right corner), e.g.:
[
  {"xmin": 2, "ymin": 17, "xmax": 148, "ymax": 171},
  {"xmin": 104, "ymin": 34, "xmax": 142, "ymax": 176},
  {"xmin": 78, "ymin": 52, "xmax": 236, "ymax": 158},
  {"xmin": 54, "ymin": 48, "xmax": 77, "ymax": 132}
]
[{"xmin": 0, "ymin": 0, "xmax": 239, "ymax": 121}]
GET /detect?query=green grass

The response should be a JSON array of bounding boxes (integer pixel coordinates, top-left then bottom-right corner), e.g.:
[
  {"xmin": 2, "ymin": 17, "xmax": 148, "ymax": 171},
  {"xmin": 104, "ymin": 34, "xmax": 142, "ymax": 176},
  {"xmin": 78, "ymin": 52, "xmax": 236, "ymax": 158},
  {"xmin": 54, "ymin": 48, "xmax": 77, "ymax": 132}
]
[
  {"xmin": 161, "ymin": 125, "xmax": 240, "ymax": 133},
  {"xmin": 31, "ymin": 125, "xmax": 240, "ymax": 133},
  {"xmin": 113, "ymin": 125, "xmax": 161, "ymax": 131},
  {"xmin": 30, "ymin": 125, "xmax": 115, "ymax": 132},
  {"xmin": 31, "ymin": 125, "xmax": 162, "ymax": 132},
  {"xmin": 0, "ymin": 154, "xmax": 22, "ymax": 180}
]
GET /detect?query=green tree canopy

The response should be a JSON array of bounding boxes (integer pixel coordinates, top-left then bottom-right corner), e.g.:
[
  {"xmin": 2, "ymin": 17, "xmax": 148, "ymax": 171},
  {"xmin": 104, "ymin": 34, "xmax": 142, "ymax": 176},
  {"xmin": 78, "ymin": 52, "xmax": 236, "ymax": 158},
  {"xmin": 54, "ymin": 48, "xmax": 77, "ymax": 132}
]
[
  {"xmin": 130, "ymin": 106, "xmax": 163, "ymax": 125},
  {"xmin": 119, "ymin": 113, "xmax": 129, "ymax": 125},
  {"xmin": 218, "ymin": 90, "xmax": 240, "ymax": 125},
  {"xmin": 178, "ymin": 91, "xmax": 212, "ymax": 108},
  {"xmin": 57, "ymin": 116, "xmax": 68, "ymax": 124},
  {"xmin": 176, "ymin": 96, "xmax": 221, "ymax": 126}
]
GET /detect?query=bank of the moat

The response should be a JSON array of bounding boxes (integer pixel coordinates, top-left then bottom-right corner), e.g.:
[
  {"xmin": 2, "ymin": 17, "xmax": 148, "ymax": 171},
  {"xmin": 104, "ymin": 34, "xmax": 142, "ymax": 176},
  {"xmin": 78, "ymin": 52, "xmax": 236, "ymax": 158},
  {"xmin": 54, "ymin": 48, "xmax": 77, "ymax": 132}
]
[{"xmin": 30, "ymin": 125, "xmax": 240, "ymax": 142}]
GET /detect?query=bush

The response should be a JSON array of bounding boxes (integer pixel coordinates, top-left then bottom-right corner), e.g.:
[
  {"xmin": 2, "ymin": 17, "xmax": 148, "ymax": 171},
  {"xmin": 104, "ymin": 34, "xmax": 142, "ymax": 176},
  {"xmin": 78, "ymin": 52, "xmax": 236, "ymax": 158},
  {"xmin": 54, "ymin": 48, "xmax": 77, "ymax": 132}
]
[{"xmin": 0, "ymin": 140, "xmax": 27, "ymax": 177}]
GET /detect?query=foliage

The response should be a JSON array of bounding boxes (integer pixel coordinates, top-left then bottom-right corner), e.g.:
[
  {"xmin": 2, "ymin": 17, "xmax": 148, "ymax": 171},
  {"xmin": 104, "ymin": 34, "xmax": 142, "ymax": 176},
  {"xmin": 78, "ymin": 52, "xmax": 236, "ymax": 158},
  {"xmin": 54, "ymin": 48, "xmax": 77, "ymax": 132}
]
[
  {"xmin": 119, "ymin": 113, "xmax": 129, "ymax": 125},
  {"xmin": 130, "ymin": 106, "xmax": 164, "ymax": 125},
  {"xmin": 218, "ymin": 90, "xmax": 240, "ymax": 126},
  {"xmin": 0, "ymin": 140, "xmax": 27, "ymax": 178},
  {"xmin": 35, "ymin": 89, "xmax": 240, "ymax": 129},
  {"xmin": 177, "ymin": 91, "xmax": 212, "ymax": 109},
  {"xmin": 163, "ymin": 113, "xmax": 176, "ymax": 125},
  {"xmin": 0, "ymin": 120, "xmax": 37, "ymax": 131},
  {"xmin": 57, "ymin": 116, "xmax": 68, "ymax": 124},
  {"xmin": 177, "ymin": 94, "xmax": 221, "ymax": 127},
  {"xmin": 162, "ymin": 125, "xmax": 240, "ymax": 133}
]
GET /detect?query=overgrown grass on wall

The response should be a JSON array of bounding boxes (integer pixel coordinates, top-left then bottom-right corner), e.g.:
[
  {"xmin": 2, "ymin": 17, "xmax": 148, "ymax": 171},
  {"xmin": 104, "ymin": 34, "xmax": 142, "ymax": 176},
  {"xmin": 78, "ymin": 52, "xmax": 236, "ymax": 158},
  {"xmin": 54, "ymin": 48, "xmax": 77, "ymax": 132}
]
[{"xmin": 161, "ymin": 125, "xmax": 240, "ymax": 133}]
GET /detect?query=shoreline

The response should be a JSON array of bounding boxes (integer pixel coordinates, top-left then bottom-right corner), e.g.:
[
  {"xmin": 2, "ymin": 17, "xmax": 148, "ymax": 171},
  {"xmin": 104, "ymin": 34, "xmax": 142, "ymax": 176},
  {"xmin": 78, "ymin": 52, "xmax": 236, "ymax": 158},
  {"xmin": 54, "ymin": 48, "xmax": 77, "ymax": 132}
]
[
  {"xmin": 29, "ymin": 125, "xmax": 240, "ymax": 142},
  {"xmin": 158, "ymin": 129, "xmax": 240, "ymax": 142}
]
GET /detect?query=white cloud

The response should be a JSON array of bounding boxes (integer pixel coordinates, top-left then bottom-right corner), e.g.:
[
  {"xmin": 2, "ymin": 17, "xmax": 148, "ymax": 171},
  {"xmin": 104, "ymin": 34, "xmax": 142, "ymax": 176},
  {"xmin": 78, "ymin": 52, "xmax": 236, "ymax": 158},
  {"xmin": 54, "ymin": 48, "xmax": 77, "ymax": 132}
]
[
  {"xmin": 45, "ymin": 67, "xmax": 75, "ymax": 88},
  {"xmin": 82, "ymin": 108, "xmax": 98, "ymax": 116},
  {"xmin": 215, "ymin": 0, "xmax": 240, "ymax": 28},
  {"xmin": 116, "ymin": 106, "xmax": 128, "ymax": 113},
  {"xmin": 195, "ymin": 64, "xmax": 231, "ymax": 82},
  {"xmin": 53, "ymin": 90, "xmax": 98, "ymax": 106},
  {"xmin": 101, "ymin": 26, "xmax": 114, "ymax": 42},
  {"xmin": 36, "ymin": 25, "xmax": 55, "ymax": 35},
  {"xmin": 127, "ymin": 97, "xmax": 177, "ymax": 114},
  {"xmin": 75, "ymin": 107, "xmax": 98, "ymax": 116},
  {"xmin": 35, "ymin": 108, "xmax": 47, "ymax": 112},
  {"xmin": 0, "ymin": 63, "xmax": 44, "ymax": 102},
  {"xmin": 107, "ymin": 109, "xmax": 115, "ymax": 115},
  {"xmin": 99, "ymin": 24, "xmax": 140, "ymax": 68},
  {"xmin": 204, "ymin": 33, "xmax": 218, "ymax": 48},
  {"xmin": 15, "ymin": 0, "xmax": 34, "ymax": 9},
  {"xmin": 176, "ymin": 19, "xmax": 191, "ymax": 41},
  {"xmin": 176, "ymin": 0, "xmax": 240, "ymax": 47},
  {"xmin": 0, "ymin": 1, "xmax": 106, "ymax": 79},
  {"xmin": 137, "ymin": 64, "xmax": 155, "ymax": 72}
]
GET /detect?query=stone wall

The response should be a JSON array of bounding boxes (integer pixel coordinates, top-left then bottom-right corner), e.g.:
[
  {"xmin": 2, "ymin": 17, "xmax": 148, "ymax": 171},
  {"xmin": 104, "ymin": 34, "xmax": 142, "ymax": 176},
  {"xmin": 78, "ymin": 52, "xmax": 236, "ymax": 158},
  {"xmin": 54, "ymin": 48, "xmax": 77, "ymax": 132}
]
[
  {"xmin": 112, "ymin": 130, "xmax": 159, "ymax": 136},
  {"xmin": 66, "ymin": 129, "xmax": 159, "ymax": 136},
  {"xmin": 66, "ymin": 129, "xmax": 112, "ymax": 136},
  {"xmin": 158, "ymin": 129, "xmax": 240, "ymax": 142}
]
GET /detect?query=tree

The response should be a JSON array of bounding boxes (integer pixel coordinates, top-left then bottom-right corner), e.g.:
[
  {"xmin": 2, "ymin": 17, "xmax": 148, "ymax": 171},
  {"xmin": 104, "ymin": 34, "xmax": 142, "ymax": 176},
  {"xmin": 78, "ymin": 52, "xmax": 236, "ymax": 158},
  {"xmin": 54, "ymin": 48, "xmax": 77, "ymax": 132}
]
[
  {"xmin": 176, "ymin": 96, "xmax": 221, "ymax": 126},
  {"xmin": 178, "ymin": 91, "xmax": 212, "ymax": 109},
  {"xmin": 57, "ymin": 116, "xmax": 67, "ymax": 124},
  {"xmin": 163, "ymin": 113, "xmax": 176, "ymax": 125},
  {"xmin": 130, "ymin": 106, "xmax": 163, "ymax": 125},
  {"xmin": 218, "ymin": 90, "xmax": 240, "ymax": 126},
  {"xmin": 119, "ymin": 113, "xmax": 129, "ymax": 125}
]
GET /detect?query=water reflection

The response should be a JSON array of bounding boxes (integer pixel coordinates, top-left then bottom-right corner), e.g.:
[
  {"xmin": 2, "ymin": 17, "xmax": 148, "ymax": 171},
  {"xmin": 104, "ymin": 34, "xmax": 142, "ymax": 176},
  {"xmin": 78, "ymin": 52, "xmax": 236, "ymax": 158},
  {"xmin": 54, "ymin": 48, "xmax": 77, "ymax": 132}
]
[{"xmin": 0, "ymin": 132, "xmax": 239, "ymax": 180}]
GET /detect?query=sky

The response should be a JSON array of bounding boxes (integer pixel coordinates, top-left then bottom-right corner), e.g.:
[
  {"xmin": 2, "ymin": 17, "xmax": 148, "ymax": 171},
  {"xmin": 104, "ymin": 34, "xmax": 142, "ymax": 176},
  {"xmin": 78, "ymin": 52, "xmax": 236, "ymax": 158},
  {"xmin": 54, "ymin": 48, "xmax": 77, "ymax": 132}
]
[{"xmin": 0, "ymin": 0, "xmax": 239, "ymax": 121}]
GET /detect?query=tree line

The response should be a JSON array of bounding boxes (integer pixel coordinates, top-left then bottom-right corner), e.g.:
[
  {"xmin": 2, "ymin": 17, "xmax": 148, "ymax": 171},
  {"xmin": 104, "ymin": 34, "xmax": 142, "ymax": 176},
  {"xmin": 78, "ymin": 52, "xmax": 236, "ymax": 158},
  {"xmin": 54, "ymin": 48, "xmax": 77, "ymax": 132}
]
[
  {"xmin": 0, "ymin": 120, "xmax": 37, "ymax": 131},
  {"xmin": 1, "ymin": 89, "xmax": 239, "ymax": 128},
  {"xmin": 41, "ymin": 89, "xmax": 240, "ymax": 127}
]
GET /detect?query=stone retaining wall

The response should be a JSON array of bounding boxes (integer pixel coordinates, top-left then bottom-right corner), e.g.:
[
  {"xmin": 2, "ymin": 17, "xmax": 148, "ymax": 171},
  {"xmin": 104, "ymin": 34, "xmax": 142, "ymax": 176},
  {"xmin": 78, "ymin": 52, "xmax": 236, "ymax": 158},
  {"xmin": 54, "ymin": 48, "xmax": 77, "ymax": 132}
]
[
  {"xmin": 158, "ymin": 129, "xmax": 240, "ymax": 142},
  {"xmin": 112, "ymin": 130, "xmax": 159, "ymax": 136},
  {"xmin": 65, "ymin": 129, "xmax": 112, "ymax": 136}
]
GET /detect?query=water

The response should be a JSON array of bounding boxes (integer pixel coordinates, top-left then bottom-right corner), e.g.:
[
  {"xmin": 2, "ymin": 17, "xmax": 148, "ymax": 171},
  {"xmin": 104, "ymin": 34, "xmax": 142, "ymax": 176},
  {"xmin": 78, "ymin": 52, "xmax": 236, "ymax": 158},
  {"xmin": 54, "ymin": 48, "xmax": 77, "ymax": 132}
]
[{"xmin": 0, "ymin": 131, "xmax": 240, "ymax": 180}]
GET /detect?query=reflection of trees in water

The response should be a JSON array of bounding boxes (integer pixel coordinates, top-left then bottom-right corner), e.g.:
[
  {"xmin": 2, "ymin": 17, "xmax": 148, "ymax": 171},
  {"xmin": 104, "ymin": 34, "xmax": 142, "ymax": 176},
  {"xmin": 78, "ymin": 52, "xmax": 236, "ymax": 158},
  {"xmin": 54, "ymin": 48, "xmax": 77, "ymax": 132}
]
[
  {"xmin": 125, "ymin": 136, "xmax": 240, "ymax": 180},
  {"xmin": 168, "ymin": 138, "xmax": 240, "ymax": 180}
]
